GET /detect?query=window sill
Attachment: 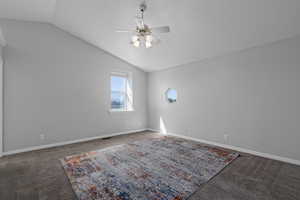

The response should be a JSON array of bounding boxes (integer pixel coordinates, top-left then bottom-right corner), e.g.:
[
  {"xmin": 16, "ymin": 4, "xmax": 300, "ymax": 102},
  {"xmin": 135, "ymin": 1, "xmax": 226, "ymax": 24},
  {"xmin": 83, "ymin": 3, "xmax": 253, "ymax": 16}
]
[{"xmin": 109, "ymin": 109, "xmax": 135, "ymax": 113}]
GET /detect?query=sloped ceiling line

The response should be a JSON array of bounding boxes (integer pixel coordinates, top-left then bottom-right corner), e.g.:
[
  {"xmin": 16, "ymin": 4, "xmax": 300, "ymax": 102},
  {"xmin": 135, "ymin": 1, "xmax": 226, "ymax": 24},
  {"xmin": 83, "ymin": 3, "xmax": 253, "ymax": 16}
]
[{"xmin": 1, "ymin": 0, "xmax": 300, "ymax": 71}]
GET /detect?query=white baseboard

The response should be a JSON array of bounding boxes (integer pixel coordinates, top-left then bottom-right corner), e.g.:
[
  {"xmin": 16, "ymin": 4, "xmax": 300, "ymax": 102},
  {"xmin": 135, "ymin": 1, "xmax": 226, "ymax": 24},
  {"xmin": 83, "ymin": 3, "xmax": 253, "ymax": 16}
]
[
  {"xmin": 148, "ymin": 128, "xmax": 300, "ymax": 166},
  {"xmin": 2, "ymin": 129, "xmax": 147, "ymax": 156},
  {"xmin": 3, "ymin": 128, "xmax": 300, "ymax": 166},
  {"xmin": 147, "ymin": 128, "xmax": 159, "ymax": 132}
]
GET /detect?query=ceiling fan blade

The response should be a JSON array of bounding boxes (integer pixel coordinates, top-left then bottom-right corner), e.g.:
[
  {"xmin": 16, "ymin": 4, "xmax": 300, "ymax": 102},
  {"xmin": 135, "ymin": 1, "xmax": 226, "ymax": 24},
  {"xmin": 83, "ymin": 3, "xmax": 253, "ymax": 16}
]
[
  {"xmin": 152, "ymin": 38, "xmax": 161, "ymax": 45},
  {"xmin": 115, "ymin": 30, "xmax": 132, "ymax": 33},
  {"xmin": 151, "ymin": 35, "xmax": 161, "ymax": 44},
  {"xmin": 151, "ymin": 26, "xmax": 170, "ymax": 33}
]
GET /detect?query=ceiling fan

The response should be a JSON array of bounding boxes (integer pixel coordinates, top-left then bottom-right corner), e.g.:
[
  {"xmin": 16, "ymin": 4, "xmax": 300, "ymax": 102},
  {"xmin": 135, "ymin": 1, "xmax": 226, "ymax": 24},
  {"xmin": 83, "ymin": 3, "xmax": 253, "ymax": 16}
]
[{"xmin": 116, "ymin": 1, "xmax": 170, "ymax": 48}]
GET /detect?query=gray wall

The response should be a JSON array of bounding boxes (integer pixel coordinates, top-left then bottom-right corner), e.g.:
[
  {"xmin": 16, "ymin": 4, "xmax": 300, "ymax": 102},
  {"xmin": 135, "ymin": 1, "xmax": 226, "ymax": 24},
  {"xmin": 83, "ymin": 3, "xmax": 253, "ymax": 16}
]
[
  {"xmin": 0, "ymin": 46, "xmax": 3, "ymax": 154},
  {"xmin": 148, "ymin": 35, "xmax": 300, "ymax": 161},
  {"xmin": 0, "ymin": 20, "xmax": 147, "ymax": 152}
]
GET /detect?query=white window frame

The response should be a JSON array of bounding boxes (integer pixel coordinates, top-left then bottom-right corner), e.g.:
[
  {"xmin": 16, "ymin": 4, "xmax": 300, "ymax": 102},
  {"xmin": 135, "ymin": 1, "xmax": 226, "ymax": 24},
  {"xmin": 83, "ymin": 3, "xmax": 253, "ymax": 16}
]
[{"xmin": 110, "ymin": 71, "xmax": 134, "ymax": 112}]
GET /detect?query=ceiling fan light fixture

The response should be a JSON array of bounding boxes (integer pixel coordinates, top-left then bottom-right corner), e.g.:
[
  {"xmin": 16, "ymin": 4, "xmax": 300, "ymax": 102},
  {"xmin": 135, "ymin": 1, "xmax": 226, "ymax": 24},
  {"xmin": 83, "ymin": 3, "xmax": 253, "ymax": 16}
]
[
  {"xmin": 145, "ymin": 41, "xmax": 152, "ymax": 48},
  {"xmin": 131, "ymin": 35, "xmax": 141, "ymax": 47},
  {"xmin": 132, "ymin": 35, "xmax": 139, "ymax": 42},
  {"xmin": 118, "ymin": 1, "xmax": 170, "ymax": 49},
  {"xmin": 146, "ymin": 35, "xmax": 153, "ymax": 42},
  {"xmin": 132, "ymin": 40, "xmax": 140, "ymax": 47}
]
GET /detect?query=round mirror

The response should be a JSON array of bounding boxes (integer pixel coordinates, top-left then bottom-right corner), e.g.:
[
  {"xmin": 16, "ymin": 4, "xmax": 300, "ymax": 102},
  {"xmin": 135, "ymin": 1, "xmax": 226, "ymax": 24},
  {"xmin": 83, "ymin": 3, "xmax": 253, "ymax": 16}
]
[{"xmin": 165, "ymin": 89, "xmax": 177, "ymax": 103}]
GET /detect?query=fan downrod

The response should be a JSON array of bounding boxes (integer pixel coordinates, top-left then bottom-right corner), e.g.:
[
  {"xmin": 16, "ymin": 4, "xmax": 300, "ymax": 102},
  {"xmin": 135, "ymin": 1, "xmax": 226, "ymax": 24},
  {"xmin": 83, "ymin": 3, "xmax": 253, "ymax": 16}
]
[{"xmin": 139, "ymin": 1, "xmax": 147, "ymax": 13}]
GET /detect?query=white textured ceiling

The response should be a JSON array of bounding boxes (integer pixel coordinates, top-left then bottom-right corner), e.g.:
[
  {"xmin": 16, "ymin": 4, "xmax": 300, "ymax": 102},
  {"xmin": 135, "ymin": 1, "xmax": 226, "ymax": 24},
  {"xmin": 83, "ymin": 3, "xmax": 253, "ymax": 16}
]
[
  {"xmin": 0, "ymin": 0, "xmax": 57, "ymax": 22},
  {"xmin": 1, "ymin": 0, "xmax": 300, "ymax": 71}
]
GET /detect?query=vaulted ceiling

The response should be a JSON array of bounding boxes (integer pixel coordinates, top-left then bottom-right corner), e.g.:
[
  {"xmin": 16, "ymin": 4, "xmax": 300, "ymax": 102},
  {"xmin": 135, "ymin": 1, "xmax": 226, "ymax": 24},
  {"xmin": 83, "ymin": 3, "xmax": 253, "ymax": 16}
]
[{"xmin": 1, "ymin": 0, "xmax": 300, "ymax": 71}]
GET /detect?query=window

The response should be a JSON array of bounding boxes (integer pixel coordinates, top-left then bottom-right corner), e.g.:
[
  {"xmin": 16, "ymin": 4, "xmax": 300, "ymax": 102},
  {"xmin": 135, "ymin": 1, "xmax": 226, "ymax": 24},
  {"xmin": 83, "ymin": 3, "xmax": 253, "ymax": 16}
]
[
  {"xmin": 166, "ymin": 88, "xmax": 177, "ymax": 103},
  {"xmin": 110, "ymin": 72, "xmax": 133, "ymax": 112}
]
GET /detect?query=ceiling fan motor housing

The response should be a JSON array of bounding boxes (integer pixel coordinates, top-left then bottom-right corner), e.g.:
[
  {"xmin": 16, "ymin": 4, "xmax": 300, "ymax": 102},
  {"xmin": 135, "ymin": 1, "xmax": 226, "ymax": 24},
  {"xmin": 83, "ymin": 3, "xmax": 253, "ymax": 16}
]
[{"xmin": 139, "ymin": 2, "xmax": 147, "ymax": 13}]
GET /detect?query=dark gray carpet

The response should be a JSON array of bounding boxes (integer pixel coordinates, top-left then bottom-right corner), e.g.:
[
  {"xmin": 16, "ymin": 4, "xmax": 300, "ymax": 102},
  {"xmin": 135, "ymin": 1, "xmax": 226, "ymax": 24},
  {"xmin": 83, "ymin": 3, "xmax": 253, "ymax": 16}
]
[{"xmin": 0, "ymin": 131, "xmax": 300, "ymax": 200}]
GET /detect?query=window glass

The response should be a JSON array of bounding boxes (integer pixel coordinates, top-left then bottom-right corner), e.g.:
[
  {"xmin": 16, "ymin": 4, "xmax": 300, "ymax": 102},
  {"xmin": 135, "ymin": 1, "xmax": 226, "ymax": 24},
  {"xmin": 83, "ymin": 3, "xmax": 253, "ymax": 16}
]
[
  {"xmin": 166, "ymin": 89, "xmax": 177, "ymax": 103},
  {"xmin": 111, "ymin": 76, "xmax": 126, "ymax": 92},
  {"xmin": 110, "ymin": 73, "xmax": 133, "ymax": 111}
]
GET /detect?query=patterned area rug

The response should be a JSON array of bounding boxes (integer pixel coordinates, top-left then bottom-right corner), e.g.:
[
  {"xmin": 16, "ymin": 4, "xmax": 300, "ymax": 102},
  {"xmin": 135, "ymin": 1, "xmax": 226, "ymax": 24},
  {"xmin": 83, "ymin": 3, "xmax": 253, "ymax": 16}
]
[{"xmin": 60, "ymin": 136, "xmax": 239, "ymax": 200}]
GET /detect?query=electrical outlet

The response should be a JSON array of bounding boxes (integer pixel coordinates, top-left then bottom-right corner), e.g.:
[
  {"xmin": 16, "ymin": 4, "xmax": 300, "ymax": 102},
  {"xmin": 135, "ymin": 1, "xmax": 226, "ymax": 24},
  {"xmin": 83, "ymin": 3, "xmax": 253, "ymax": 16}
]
[{"xmin": 224, "ymin": 134, "xmax": 229, "ymax": 144}]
